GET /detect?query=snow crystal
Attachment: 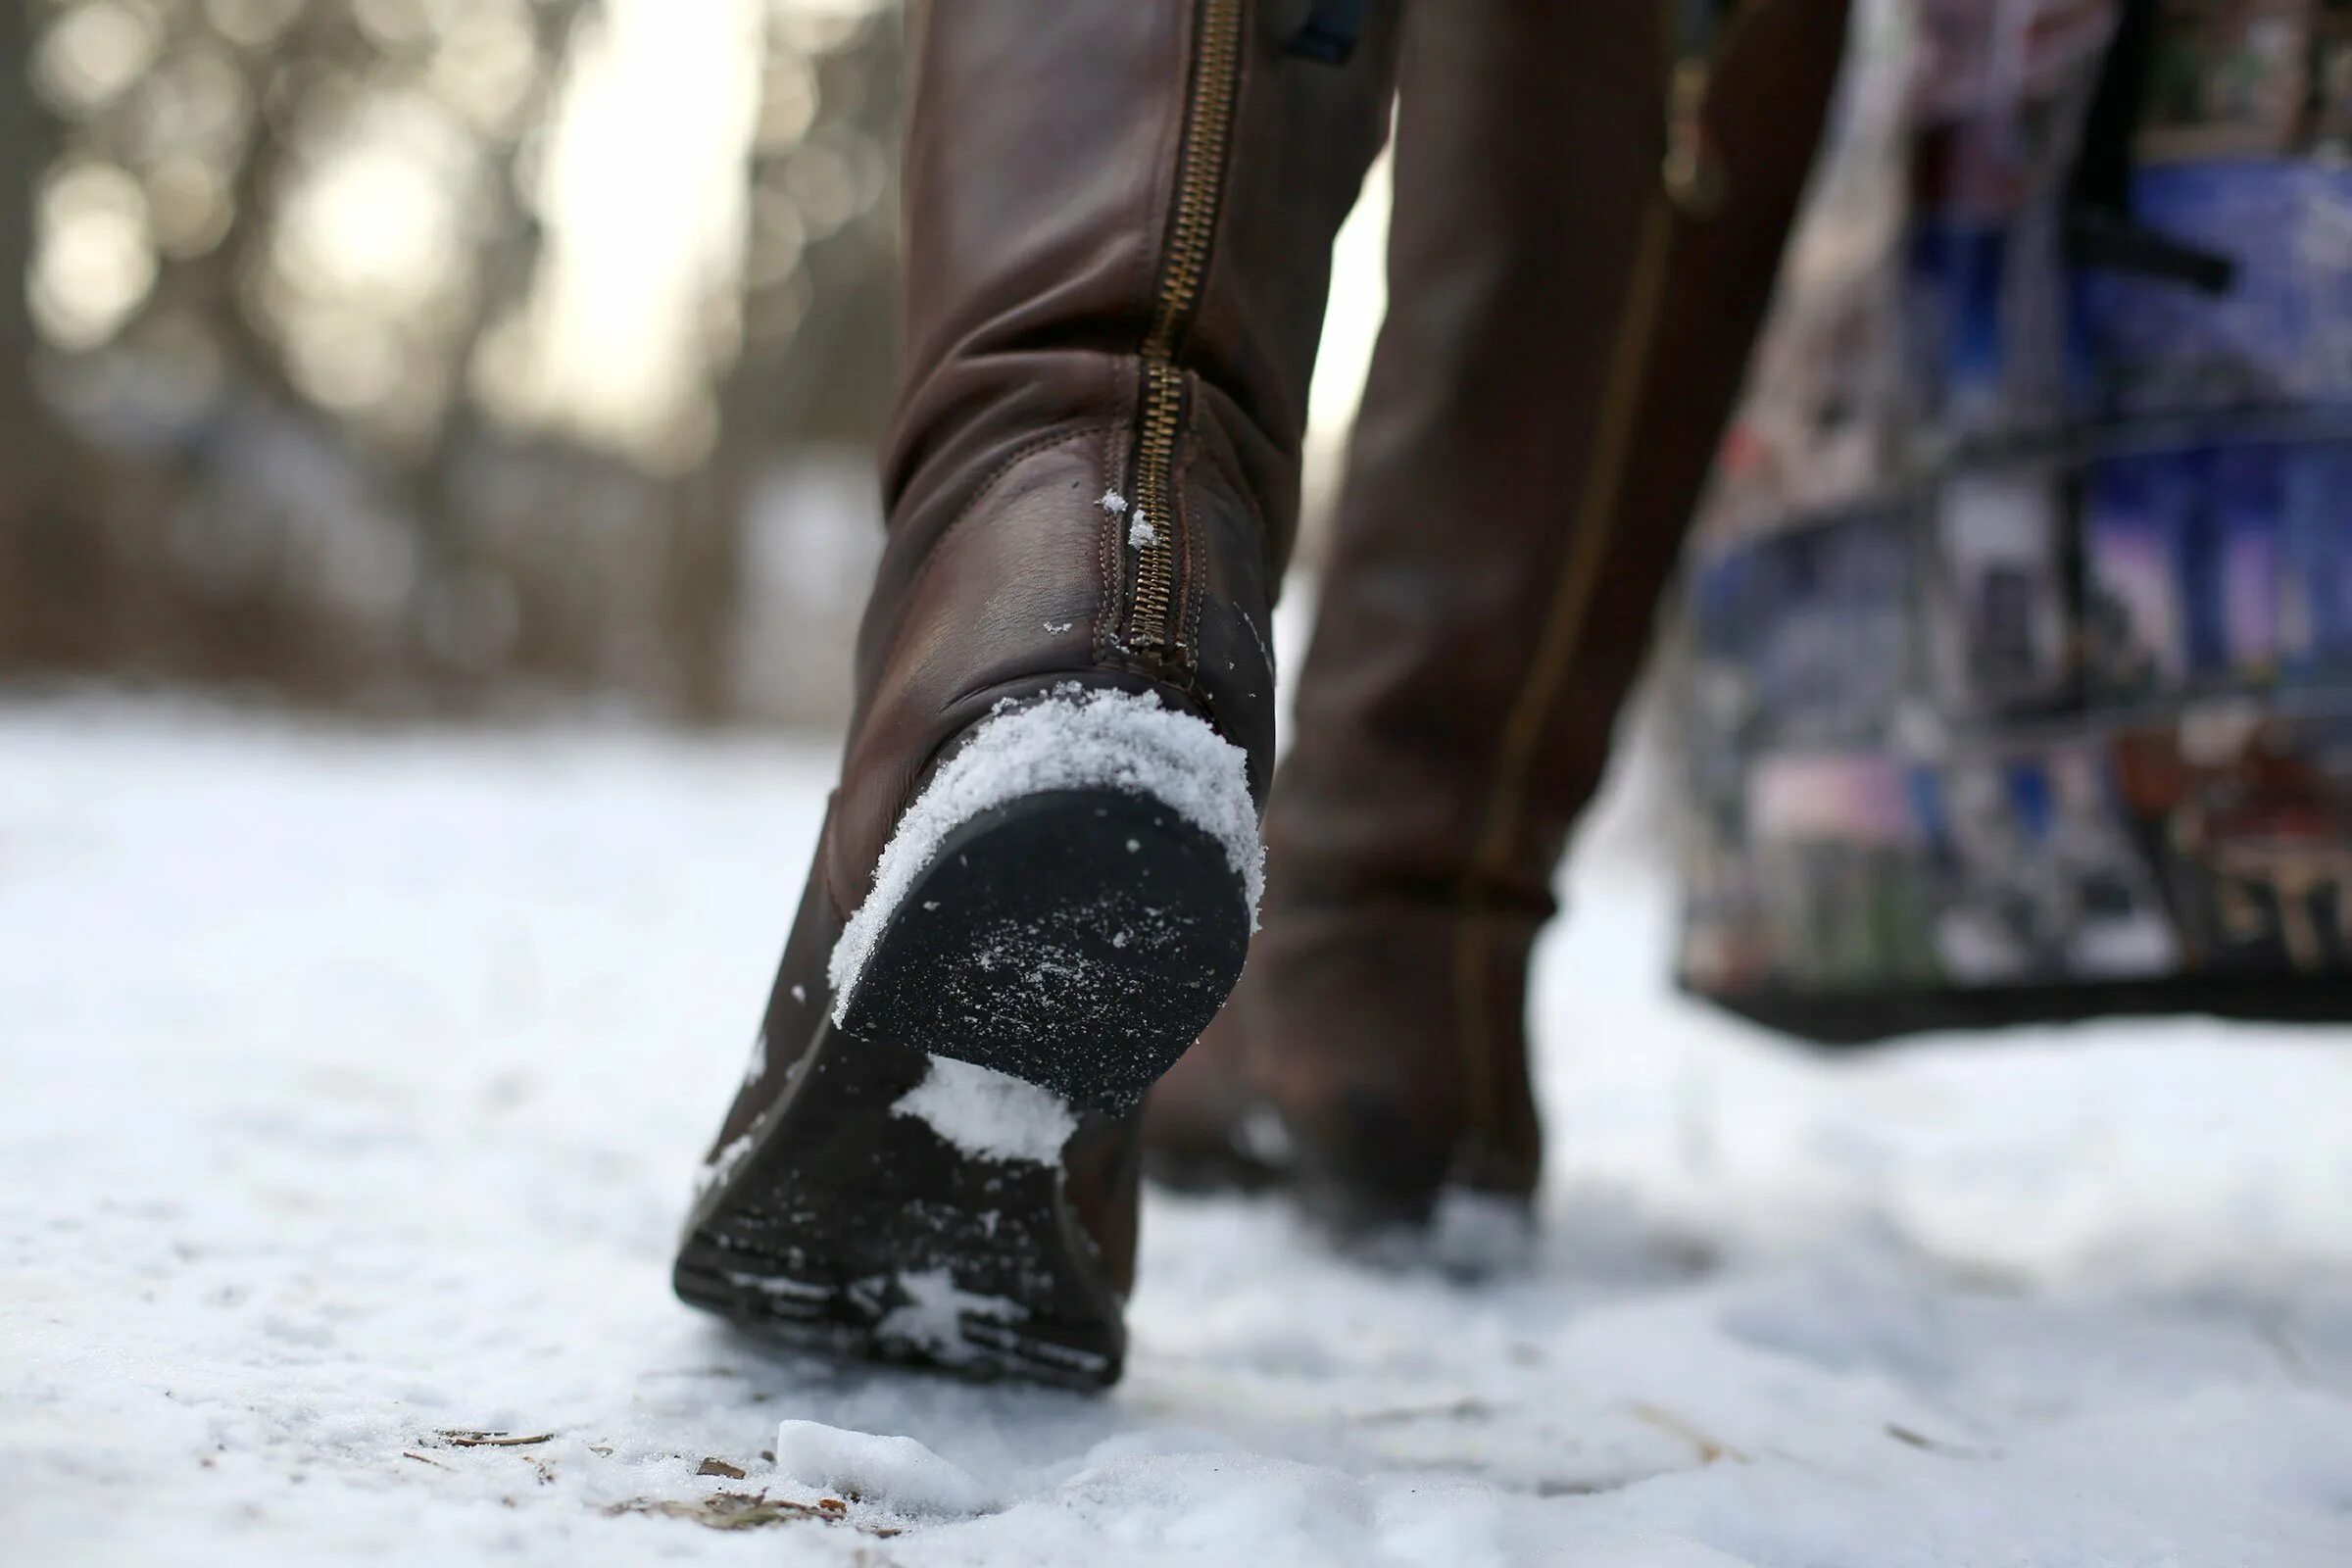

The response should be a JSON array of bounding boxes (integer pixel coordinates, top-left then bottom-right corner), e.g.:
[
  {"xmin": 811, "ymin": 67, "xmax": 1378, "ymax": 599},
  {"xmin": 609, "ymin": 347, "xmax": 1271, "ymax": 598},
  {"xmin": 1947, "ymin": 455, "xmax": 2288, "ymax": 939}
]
[
  {"xmin": 892, "ymin": 1055, "xmax": 1076, "ymax": 1163},
  {"xmin": 771, "ymin": 1418, "xmax": 1000, "ymax": 1518},
  {"xmin": 1129, "ymin": 512, "xmax": 1158, "ymax": 549},
  {"xmin": 1098, "ymin": 488, "xmax": 1128, "ymax": 515},
  {"xmin": 828, "ymin": 685, "xmax": 1262, "ymax": 1016}
]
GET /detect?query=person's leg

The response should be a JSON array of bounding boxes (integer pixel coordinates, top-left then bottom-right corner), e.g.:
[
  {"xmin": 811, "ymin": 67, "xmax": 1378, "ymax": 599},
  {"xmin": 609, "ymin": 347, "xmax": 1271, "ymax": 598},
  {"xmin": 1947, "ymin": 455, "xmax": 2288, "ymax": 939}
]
[
  {"xmin": 674, "ymin": 2, "xmax": 1398, "ymax": 1384},
  {"xmin": 1146, "ymin": 0, "xmax": 1850, "ymax": 1237}
]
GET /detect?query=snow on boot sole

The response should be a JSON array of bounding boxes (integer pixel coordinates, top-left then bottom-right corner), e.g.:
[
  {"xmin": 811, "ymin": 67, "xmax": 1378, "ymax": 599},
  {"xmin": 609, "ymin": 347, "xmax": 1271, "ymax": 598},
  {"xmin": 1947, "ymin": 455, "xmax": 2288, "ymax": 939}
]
[
  {"xmin": 673, "ymin": 1021, "xmax": 1128, "ymax": 1389},
  {"xmin": 834, "ymin": 787, "xmax": 1251, "ymax": 1110}
]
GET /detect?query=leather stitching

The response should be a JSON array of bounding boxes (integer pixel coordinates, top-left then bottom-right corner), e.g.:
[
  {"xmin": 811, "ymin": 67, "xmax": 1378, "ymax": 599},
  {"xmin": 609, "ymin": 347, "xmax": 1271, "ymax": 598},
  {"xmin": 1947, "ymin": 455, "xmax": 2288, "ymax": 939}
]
[{"xmin": 901, "ymin": 419, "xmax": 1119, "ymax": 622}]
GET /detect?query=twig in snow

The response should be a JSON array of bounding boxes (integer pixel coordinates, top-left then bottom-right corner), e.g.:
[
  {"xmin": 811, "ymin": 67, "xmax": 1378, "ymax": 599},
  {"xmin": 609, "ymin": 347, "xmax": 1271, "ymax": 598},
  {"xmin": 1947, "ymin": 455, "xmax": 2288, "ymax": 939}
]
[
  {"xmin": 1886, "ymin": 1423, "xmax": 1999, "ymax": 1460},
  {"xmin": 607, "ymin": 1491, "xmax": 899, "ymax": 1537},
  {"xmin": 434, "ymin": 1430, "xmax": 556, "ymax": 1448},
  {"xmin": 1628, "ymin": 1401, "xmax": 1746, "ymax": 1465},
  {"xmin": 1351, "ymin": 1396, "xmax": 1496, "ymax": 1425}
]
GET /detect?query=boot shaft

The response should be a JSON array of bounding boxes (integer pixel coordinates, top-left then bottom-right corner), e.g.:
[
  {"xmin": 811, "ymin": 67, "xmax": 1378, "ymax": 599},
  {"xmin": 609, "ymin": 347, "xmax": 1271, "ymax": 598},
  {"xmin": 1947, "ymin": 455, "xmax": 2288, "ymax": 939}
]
[
  {"xmin": 830, "ymin": 0, "xmax": 1401, "ymax": 907},
  {"xmin": 1178, "ymin": 0, "xmax": 1852, "ymax": 1215},
  {"xmin": 1276, "ymin": 0, "xmax": 1853, "ymax": 916}
]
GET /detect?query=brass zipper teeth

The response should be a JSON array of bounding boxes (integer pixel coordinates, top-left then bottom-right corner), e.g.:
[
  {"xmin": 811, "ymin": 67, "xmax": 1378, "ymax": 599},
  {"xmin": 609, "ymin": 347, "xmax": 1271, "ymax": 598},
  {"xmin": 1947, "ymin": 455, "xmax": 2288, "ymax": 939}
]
[{"xmin": 1126, "ymin": 0, "xmax": 1243, "ymax": 652}]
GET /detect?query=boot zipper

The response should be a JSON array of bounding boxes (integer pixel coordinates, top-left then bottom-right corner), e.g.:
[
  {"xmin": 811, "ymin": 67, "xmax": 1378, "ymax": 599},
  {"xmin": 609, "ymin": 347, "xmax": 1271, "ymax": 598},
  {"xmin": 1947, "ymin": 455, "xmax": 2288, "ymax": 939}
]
[{"xmin": 1124, "ymin": 0, "xmax": 1244, "ymax": 654}]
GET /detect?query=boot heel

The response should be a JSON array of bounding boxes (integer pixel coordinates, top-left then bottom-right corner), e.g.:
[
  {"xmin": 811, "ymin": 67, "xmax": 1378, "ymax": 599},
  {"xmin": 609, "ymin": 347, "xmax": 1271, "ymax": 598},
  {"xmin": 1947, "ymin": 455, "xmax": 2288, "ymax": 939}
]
[
  {"xmin": 829, "ymin": 687, "xmax": 1261, "ymax": 1109},
  {"xmin": 674, "ymin": 1021, "xmax": 1131, "ymax": 1388}
]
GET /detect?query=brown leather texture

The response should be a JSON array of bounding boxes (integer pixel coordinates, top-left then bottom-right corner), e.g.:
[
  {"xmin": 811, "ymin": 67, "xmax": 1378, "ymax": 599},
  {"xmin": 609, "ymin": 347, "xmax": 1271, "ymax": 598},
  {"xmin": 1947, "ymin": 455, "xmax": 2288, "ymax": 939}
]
[
  {"xmin": 695, "ymin": 2, "xmax": 1401, "ymax": 1266},
  {"xmin": 1149, "ymin": 0, "xmax": 1852, "ymax": 1223},
  {"xmin": 836, "ymin": 0, "xmax": 1402, "ymax": 914}
]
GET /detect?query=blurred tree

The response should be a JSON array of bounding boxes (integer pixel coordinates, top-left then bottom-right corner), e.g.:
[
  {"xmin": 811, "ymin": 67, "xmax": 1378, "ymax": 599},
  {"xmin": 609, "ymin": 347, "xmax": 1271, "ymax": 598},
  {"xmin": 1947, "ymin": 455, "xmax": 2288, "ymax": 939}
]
[
  {"xmin": 2, "ymin": 0, "xmax": 907, "ymax": 724},
  {"xmin": 686, "ymin": 0, "xmax": 902, "ymax": 720},
  {"xmin": 1, "ymin": 0, "xmax": 33, "ymax": 429},
  {"xmin": 0, "ymin": 0, "xmax": 127, "ymax": 670}
]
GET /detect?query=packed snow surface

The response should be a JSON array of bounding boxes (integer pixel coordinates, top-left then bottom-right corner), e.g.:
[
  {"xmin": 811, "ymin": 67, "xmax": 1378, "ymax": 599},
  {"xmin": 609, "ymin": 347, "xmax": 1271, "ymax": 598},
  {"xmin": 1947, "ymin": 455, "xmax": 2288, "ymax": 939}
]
[
  {"xmin": 7, "ymin": 700, "xmax": 2352, "ymax": 1566},
  {"xmin": 893, "ymin": 1055, "xmax": 1078, "ymax": 1164},
  {"xmin": 827, "ymin": 684, "xmax": 1264, "ymax": 1014}
]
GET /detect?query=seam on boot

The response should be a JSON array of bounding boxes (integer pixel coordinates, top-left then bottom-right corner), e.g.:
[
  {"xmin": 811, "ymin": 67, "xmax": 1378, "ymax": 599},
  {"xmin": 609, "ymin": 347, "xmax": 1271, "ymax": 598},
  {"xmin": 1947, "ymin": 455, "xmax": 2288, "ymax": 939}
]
[{"xmin": 904, "ymin": 419, "xmax": 1122, "ymax": 611}]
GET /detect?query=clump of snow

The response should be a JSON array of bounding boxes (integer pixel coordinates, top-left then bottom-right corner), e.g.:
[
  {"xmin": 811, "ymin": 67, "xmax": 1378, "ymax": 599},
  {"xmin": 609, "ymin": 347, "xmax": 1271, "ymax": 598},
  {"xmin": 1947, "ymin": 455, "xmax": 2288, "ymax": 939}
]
[
  {"xmin": 692, "ymin": 1131, "xmax": 755, "ymax": 1200},
  {"xmin": 876, "ymin": 1268, "xmax": 1024, "ymax": 1369},
  {"xmin": 1129, "ymin": 512, "xmax": 1159, "ymax": 549},
  {"xmin": 1234, "ymin": 1103, "xmax": 1294, "ymax": 1167},
  {"xmin": 829, "ymin": 685, "xmax": 1262, "ymax": 1015},
  {"xmin": 720, "ymin": 1269, "xmax": 827, "ymax": 1303},
  {"xmin": 1098, "ymin": 489, "xmax": 1128, "ymax": 515},
  {"xmin": 771, "ymin": 1419, "xmax": 1000, "ymax": 1518},
  {"xmin": 893, "ymin": 1055, "xmax": 1076, "ymax": 1163},
  {"xmin": 739, "ymin": 1029, "xmax": 766, "ymax": 1087}
]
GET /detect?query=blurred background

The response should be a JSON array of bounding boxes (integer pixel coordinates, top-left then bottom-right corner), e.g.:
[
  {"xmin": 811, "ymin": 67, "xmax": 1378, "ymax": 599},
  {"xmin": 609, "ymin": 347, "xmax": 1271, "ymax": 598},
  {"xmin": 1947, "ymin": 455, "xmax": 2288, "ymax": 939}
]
[{"xmin": 0, "ymin": 0, "xmax": 1402, "ymax": 730}]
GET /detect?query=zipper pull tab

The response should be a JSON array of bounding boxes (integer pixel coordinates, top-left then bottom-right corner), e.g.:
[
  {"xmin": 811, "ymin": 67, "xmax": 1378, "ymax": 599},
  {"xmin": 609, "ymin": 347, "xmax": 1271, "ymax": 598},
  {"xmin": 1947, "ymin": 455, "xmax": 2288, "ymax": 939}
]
[{"xmin": 1663, "ymin": 54, "xmax": 1727, "ymax": 216}]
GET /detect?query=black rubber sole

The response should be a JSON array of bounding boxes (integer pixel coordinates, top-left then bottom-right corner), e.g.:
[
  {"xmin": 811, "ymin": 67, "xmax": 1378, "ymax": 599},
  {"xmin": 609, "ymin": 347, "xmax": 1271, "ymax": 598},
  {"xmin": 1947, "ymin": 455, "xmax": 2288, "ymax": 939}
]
[
  {"xmin": 673, "ymin": 1020, "xmax": 1129, "ymax": 1389},
  {"xmin": 835, "ymin": 788, "xmax": 1251, "ymax": 1111}
]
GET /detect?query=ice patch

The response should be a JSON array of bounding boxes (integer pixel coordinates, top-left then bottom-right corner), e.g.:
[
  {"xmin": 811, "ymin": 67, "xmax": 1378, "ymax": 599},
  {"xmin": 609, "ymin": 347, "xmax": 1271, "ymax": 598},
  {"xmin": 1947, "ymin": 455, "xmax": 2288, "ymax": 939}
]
[
  {"xmin": 828, "ymin": 685, "xmax": 1262, "ymax": 1015},
  {"xmin": 1129, "ymin": 512, "xmax": 1158, "ymax": 549},
  {"xmin": 893, "ymin": 1055, "xmax": 1076, "ymax": 1163},
  {"xmin": 771, "ymin": 1418, "xmax": 1000, "ymax": 1518}
]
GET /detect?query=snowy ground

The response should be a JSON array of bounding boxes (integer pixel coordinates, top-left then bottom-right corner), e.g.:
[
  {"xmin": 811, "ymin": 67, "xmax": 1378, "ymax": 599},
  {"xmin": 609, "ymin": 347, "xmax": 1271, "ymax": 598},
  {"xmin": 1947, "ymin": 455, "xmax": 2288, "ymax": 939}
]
[{"xmin": 6, "ymin": 700, "xmax": 2351, "ymax": 1567}]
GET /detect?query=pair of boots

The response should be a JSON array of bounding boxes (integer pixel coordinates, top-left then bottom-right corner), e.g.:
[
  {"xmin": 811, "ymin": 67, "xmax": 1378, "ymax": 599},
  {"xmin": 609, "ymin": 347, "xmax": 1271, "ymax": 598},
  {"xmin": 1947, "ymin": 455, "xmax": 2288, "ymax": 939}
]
[{"xmin": 674, "ymin": 0, "xmax": 1846, "ymax": 1387}]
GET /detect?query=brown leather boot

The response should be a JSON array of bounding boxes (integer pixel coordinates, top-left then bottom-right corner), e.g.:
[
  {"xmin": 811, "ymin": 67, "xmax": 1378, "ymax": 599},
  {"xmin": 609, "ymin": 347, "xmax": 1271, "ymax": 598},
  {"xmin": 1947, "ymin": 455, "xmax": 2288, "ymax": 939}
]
[
  {"xmin": 1145, "ymin": 0, "xmax": 1850, "ymax": 1242},
  {"xmin": 674, "ymin": 0, "xmax": 1398, "ymax": 1385}
]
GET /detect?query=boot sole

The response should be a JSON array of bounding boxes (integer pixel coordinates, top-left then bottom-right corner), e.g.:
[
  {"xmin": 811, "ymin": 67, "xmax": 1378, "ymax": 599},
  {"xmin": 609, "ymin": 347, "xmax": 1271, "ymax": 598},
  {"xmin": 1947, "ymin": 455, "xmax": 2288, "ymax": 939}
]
[
  {"xmin": 834, "ymin": 787, "xmax": 1251, "ymax": 1110},
  {"xmin": 672, "ymin": 1019, "xmax": 1128, "ymax": 1389}
]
